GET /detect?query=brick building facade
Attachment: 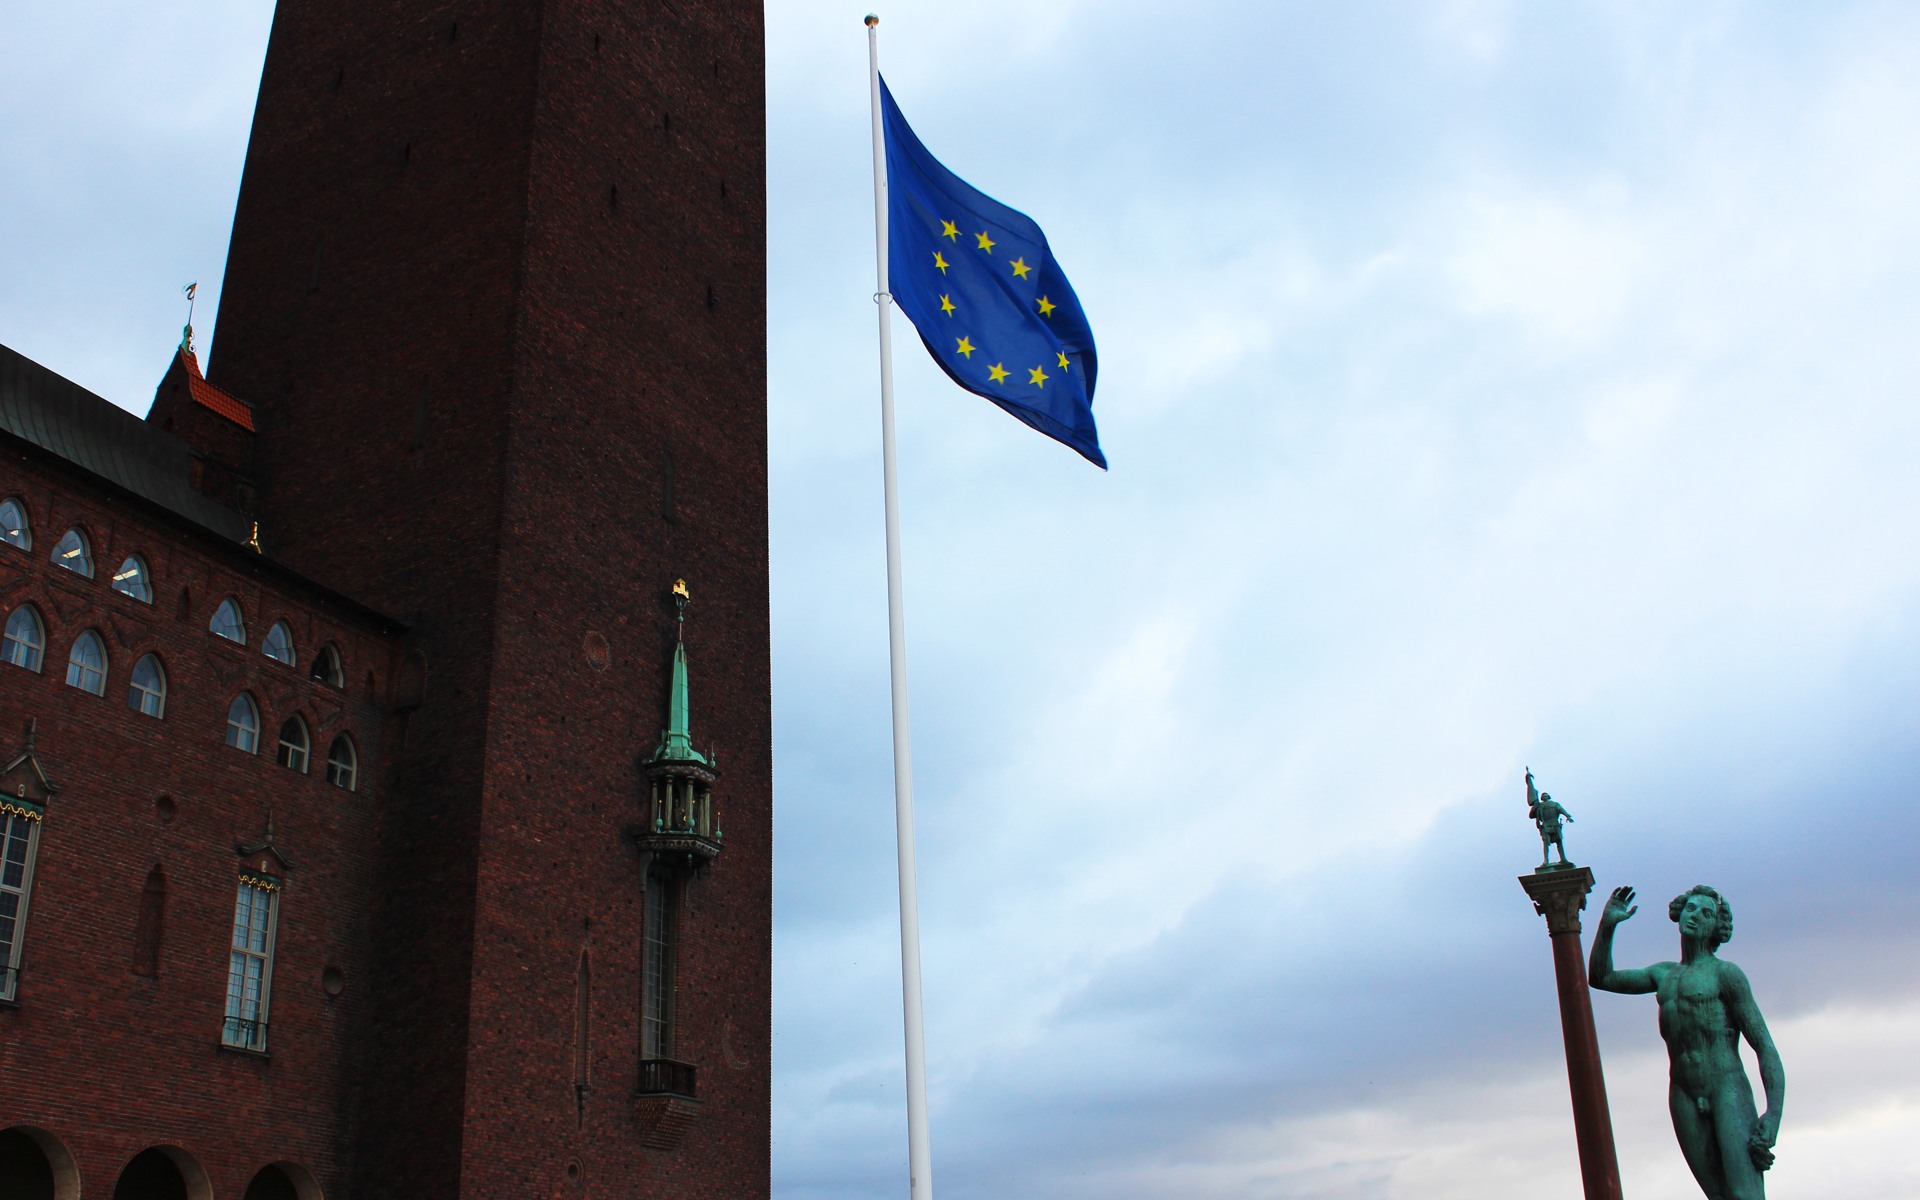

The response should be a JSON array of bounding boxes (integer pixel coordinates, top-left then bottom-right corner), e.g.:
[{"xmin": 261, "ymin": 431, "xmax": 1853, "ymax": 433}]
[{"xmin": 0, "ymin": 1, "xmax": 770, "ymax": 1197}]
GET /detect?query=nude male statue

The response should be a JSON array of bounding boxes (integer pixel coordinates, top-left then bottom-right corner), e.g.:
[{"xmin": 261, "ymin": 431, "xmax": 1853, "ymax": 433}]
[{"xmin": 1589, "ymin": 884, "xmax": 1785, "ymax": 1200}]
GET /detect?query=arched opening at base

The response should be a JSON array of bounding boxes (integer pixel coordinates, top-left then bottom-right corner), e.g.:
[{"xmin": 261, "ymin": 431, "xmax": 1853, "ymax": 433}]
[
  {"xmin": 0, "ymin": 1127, "xmax": 80, "ymax": 1200},
  {"xmin": 245, "ymin": 1162, "xmax": 324, "ymax": 1200},
  {"xmin": 112, "ymin": 1146, "xmax": 211, "ymax": 1200}
]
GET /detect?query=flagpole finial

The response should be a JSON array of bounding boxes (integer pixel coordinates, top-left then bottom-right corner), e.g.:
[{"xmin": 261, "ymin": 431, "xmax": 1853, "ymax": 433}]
[{"xmin": 864, "ymin": 13, "xmax": 878, "ymax": 26}]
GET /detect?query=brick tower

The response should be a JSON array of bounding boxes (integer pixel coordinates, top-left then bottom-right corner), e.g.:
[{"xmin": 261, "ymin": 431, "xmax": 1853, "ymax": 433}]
[{"xmin": 208, "ymin": 3, "xmax": 768, "ymax": 1197}]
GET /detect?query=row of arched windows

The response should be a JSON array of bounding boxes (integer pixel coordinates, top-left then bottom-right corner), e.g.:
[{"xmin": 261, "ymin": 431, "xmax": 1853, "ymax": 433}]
[
  {"xmin": 1, "ymin": 497, "xmax": 346, "ymax": 686},
  {"xmin": 2, "ymin": 604, "xmax": 357, "ymax": 791},
  {"xmin": 2, "ymin": 499, "xmax": 152, "ymax": 602},
  {"xmin": 225, "ymin": 695, "xmax": 357, "ymax": 790}
]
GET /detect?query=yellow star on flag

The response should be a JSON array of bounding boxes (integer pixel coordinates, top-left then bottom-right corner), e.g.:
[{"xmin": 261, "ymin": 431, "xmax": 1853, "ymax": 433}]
[
  {"xmin": 933, "ymin": 251, "xmax": 949, "ymax": 274},
  {"xmin": 1057, "ymin": 352, "xmax": 1071, "ymax": 370},
  {"xmin": 939, "ymin": 294, "xmax": 956, "ymax": 317},
  {"xmin": 987, "ymin": 362, "xmax": 1010, "ymax": 384},
  {"xmin": 940, "ymin": 220, "xmax": 959, "ymax": 241},
  {"xmin": 1028, "ymin": 364, "xmax": 1050, "ymax": 387},
  {"xmin": 955, "ymin": 336, "xmax": 976, "ymax": 358},
  {"xmin": 1036, "ymin": 295, "xmax": 1057, "ymax": 317},
  {"xmin": 1010, "ymin": 257, "xmax": 1032, "ymax": 279},
  {"xmin": 975, "ymin": 230, "xmax": 996, "ymax": 253}
]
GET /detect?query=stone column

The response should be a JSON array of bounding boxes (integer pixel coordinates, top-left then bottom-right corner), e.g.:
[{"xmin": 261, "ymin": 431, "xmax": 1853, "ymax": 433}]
[{"xmin": 1519, "ymin": 865, "xmax": 1623, "ymax": 1200}]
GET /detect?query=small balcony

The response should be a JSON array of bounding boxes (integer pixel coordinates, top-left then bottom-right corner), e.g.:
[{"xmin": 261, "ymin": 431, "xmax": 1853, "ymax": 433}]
[
  {"xmin": 636, "ymin": 1058, "xmax": 697, "ymax": 1098},
  {"xmin": 633, "ymin": 1058, "xmax": 701, "ymax": 1151}
]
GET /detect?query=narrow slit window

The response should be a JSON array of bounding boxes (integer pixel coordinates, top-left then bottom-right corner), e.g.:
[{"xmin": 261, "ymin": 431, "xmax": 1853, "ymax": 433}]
[
  {"xmin": 112, "ymin": 555, "xmax": 153, "ymax": 602},
  {"xmin": 65, "ymin": 630, "xmax": 107, "ymax": 695},
  {"xmin": 128, "ymin": 654, "xmax": 167, "ymax": 718},
  {"xmin": 641, "ymin": 871, "xmax": 676, "ymax": 1059},
  {"xmin": 226, "ymin": 694, "xmax": 261, "ymax": 754},
  {"xmin": 2, "ymin": 606, "xmax": 44, "ymax": 672},
  {"xmin": 132, "ymin": 866, "xmax": 166, "ymax": 978},
  {"xmin": 51, "ymin": 527, "xmax": 92, "ymax": 577},
  {"xmin": 210, "ymin": 598, "xmax": 247, "ymax": 644},
  {"xmin": 277, "ymin": 718, "xmax": 310, "ymax": 773}
]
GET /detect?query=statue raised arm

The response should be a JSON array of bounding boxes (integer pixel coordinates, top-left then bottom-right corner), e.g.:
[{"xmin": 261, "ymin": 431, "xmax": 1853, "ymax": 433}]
[{"xmin": 1590, "ymin": 884, "xmax": 1785, "ymax": 1199}]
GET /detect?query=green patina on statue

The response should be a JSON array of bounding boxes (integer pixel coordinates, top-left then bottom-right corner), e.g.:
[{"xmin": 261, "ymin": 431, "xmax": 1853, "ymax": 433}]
[
  {"xmin": 1590, "ymin": 883, "xmax": 1785, "ymax": 1199},
  {"xmin": 1525, "ymin": 768, "xmax": 1574, "ymax": 869}
]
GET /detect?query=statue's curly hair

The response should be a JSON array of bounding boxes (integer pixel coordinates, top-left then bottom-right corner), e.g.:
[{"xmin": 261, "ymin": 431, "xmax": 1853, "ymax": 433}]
[{"xmin": 1669, "ymin": 884, "xmax": 1732, "ymax": 946}]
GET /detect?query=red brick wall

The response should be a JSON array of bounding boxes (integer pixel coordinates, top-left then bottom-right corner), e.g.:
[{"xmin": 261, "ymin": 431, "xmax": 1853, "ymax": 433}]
[
  {"xmin": 0, "ymin": 446, "xmax": 400, "ymax": 1198},
  {"xmin": 207, "ymin": 1, "xmax": 771, "ymax": 1196}
]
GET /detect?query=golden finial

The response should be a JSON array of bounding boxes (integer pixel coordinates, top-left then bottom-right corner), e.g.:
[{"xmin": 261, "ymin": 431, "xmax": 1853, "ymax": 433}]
[
  {"xmin": 672, "ymin": 579, "xmax": 690, "ymax": 601},
  {"xmin": 247, "ymin": 521, "xmax": 262, "ymax": 554},
  {"xmin": 865, "ymin": 14, "xmax": 879, "ymax": 27}
]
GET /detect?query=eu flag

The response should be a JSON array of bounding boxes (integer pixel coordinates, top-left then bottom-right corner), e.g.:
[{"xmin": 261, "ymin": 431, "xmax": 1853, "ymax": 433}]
[{"xmin": 881, "ymin": 78, "xmax": 1105, "ymax": 469}]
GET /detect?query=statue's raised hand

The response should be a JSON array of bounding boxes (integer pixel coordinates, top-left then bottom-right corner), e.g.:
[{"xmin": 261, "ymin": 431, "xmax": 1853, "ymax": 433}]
[{"xmin": 1601, "ymin": 885, "xmax": 1638, "ymax": 926}]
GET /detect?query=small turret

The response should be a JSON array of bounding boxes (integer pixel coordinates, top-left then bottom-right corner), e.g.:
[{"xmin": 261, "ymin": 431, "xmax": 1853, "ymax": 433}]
[{"xmin": 631, "ymin": 580, "xmax": 722, "ymax": 866}]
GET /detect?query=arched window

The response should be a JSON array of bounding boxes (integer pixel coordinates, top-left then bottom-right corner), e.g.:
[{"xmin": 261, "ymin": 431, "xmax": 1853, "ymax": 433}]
[
  {"xmin": 128, "ymin": 654, "xmax": 167, "ymax": 718},
  {"xmin": 262, "ymin": 620, "xmax": 296, "ymax": 666},
  {"xmin": 277, "ymin": 718, "xmax": 310, "ymax": 773},
  {"xmin": 0, "ymin": 498, "xmax": 28, "ymax": 549},
  {"xmin": 226, "ymin": 694, "xmax": 261, "ymax": 754},
  {"xmin": 50, "ymin": 528, "xmax": 91, "ymax": 577},
  {"xmin": 311, "ymin": 643, "xmax": 344, "ymax": 687},
  {"xmin": 111, "ymin": 555, "xmax": 153, "ymax": 602},
  {"xmin": 326, "ymin": 735, "xmax": 357, "ymax": 791},
  {"xmin": 2, "ymin": 606, "xmax": 45, "ymax": 673},
  {"xmin": 65, "ymin": 630, "xmax": 107, "ymax": 695},
  {"xmin": 210, "ymin": 598, "xmax": 247, "ymax": 644}
]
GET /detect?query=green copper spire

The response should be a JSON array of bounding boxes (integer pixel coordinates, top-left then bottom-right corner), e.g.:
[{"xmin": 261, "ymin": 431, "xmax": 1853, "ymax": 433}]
[{"xmin": 650, "ymin": 580, "xmax": 709, "ymax": 766}]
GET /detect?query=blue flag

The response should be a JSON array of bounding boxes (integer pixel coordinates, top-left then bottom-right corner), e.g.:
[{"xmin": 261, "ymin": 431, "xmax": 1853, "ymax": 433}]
[{"xmin": 882, "ymin": 78, "xmax": 1105, "ymax": 469}]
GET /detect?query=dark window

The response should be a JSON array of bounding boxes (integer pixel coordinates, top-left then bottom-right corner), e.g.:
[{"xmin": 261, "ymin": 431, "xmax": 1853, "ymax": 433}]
[
  {"xmin": 326, "ymin": 735, "xmax": 357, "ymax": 791},
  {"xmin": 311, "ymin": 643, "xmax": 344, "ymax": 687},
  {"xmin": 642, "ymin": 871, "xmax": 675, "ymax": 1058},
  {"xmin": 277, "ymin": 718, "xmax": 310, "ymax": 773}
]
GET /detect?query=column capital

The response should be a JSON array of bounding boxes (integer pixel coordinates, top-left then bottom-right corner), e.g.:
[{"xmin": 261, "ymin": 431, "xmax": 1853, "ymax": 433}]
[{"xmin": 1519, "ymin": 865, "xmax": 1596, "ymax": 935}]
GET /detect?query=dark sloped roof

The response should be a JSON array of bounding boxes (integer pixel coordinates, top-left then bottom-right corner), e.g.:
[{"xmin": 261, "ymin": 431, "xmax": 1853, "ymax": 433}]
[{"xmin": 0, "ymin": 340, "xmax": 252, "ymax": 543}]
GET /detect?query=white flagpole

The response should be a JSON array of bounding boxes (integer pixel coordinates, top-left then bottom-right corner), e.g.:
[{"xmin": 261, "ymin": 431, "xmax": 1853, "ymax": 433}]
[{"xmin": 865, "ymin": 15, "xmax": 935, "ymax": 1200}]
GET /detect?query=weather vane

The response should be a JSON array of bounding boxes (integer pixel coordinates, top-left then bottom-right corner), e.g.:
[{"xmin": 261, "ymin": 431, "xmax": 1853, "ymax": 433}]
[{"xmin": 181, "ymin": 281, "xmax": 198, "ymax": 353}]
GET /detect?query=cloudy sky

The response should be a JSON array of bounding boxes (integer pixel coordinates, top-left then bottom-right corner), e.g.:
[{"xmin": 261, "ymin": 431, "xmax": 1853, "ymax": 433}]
[{"xmin": 8, "ymin": 1, "xmax": 1920, "ymax": 1196}]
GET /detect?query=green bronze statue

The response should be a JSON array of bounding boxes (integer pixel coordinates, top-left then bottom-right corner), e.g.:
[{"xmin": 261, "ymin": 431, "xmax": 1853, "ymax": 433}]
[
  {"xmin": 1590, "ymin": 884, "xmax": 1785, "ymax": 1199},
  {"xmin": 1525, "ymin": 769, "xmax": 1573, "ymax": 868}
]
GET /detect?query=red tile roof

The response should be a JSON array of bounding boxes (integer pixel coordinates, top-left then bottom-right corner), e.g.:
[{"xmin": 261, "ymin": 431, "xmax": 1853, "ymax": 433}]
[{"xmin": 179, "ymin": 348, "xmax": 255, "ymax": 431}]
